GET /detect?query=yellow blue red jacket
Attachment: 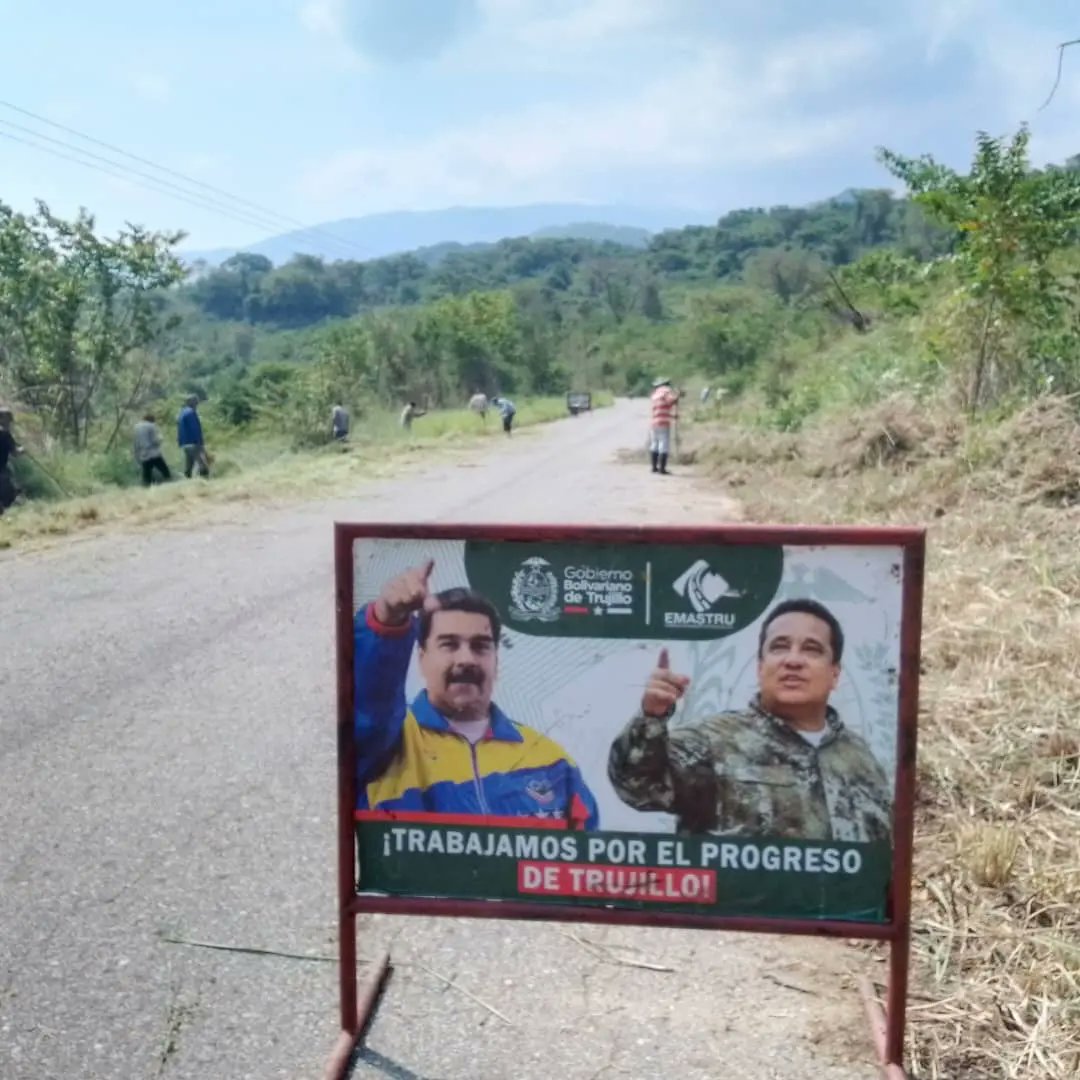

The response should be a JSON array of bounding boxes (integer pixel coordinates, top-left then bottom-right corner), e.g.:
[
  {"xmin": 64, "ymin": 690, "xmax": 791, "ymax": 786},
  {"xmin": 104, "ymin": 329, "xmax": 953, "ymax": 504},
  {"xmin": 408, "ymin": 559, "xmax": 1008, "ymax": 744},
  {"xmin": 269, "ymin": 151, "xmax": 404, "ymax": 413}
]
[{"xmin": 354, "ymin": 604, "xmax": 600, "ymax": 829}]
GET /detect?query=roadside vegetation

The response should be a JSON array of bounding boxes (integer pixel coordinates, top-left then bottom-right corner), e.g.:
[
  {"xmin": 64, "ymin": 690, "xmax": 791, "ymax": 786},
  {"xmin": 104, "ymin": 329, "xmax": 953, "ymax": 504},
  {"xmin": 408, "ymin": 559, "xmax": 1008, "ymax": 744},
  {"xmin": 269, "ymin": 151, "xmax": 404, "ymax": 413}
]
[
  {"xmin": 679, "ymin": 127, "xmax": 1080, "ymax": 1080},
  {"xmin": 2, "ymin": 122, "xmax": 1079, "ymax": 1076},
  {"xmin": 0, "ymin": 149, "xmax": 955, "ymax": 537},
  {"xmin": 0, "ymin": 395, "xmax": 592, "ymax": 547}
]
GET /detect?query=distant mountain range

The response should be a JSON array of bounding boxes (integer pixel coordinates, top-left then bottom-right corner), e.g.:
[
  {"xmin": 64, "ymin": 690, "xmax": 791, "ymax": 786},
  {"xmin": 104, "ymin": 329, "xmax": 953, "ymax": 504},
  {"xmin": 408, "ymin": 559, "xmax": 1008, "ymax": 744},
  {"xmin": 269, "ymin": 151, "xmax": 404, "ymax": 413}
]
[{"xmin": 180, "ymin": 203, "xmax": 709, "ymax": 267}]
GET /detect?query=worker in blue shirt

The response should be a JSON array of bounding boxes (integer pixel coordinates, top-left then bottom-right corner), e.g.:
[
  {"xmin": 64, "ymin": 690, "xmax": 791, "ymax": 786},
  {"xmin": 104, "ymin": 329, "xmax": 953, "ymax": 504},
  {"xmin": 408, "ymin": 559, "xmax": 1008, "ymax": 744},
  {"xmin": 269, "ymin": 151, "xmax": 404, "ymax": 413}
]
[
  {"xmin": 490, "ymin": 396, "xmax": 516, "ymax": 435},
  {"xmin": 177, "ymin": 395, "xmax": 210, "ymax": 479}
]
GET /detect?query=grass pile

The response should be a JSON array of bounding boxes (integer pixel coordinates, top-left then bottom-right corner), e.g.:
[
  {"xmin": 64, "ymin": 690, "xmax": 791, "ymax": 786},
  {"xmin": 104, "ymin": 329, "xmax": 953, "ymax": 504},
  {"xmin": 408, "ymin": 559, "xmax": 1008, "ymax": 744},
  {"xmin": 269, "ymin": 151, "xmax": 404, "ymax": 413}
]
[
  {"xmin": 689, "ymin": 394, "xmax": 1080, "ymax": 1080},
  {"xmin": 965, "ymin": 396, "xmax": 1080, "ymax": 508},
  {"xmin": 816, "ymin": 394, "xmax": 964, "ymax": 475}
]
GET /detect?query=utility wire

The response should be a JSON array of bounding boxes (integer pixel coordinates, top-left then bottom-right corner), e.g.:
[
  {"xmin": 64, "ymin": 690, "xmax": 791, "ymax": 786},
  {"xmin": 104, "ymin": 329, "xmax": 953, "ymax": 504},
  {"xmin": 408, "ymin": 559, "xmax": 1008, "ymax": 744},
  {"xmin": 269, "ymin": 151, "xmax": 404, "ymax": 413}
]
[
  {"xmin": 0, "ymin": 98, "xmax": 364, "ymax": 257},
  {"xmin": 0, "ymin": 99, "xmax": 319, "ymax": 234},
  {"xmin": 1039, "ymin": 39, "xmax": 1080, "ymax": 111},
  {"xmin": 0, "ymin": 129, "xmax": 290, "ymax": 236},
  {"xmin": 0, "ymin": 118, "xmax": 294, "ymax": 235},
  {"xmin": 0, "ymin": 99, "xmax": 370, "ymax": 261}
]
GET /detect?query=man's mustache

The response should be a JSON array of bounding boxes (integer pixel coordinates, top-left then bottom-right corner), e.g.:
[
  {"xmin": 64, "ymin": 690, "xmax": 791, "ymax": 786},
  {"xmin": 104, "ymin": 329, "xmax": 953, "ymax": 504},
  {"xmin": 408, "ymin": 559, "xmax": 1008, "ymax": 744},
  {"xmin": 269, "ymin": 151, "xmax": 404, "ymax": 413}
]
[{"xmin": 445, "ymin": 666, "xmax": 485, "ymax": 687}]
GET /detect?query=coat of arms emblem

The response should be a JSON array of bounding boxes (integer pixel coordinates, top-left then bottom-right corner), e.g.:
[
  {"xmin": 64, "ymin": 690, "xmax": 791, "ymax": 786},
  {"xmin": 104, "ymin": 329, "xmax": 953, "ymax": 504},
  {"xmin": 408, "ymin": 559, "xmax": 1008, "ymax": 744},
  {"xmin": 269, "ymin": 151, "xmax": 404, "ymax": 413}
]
[{"xmin": 509, "ymin": 557, "xmax": 560, "ymax": 622}]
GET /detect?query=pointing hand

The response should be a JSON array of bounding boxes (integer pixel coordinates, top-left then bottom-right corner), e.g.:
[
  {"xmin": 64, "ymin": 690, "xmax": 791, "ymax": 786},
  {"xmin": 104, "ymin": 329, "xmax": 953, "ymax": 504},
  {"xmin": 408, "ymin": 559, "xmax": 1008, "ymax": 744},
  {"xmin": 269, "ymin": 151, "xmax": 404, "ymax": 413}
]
[
  {"xmin": 374, "ymin": 559, "xmax": 439, "ymax": 626},
  {"xmin": 641, "ymin": 647, "xmax": 691, "ymax": 719}
]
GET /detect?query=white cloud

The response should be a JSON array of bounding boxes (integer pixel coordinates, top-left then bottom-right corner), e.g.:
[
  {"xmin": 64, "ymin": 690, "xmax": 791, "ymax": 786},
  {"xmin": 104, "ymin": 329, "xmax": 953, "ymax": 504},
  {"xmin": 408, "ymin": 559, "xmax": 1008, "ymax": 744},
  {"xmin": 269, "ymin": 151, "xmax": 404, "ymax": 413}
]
[
  {"xmin": 446, "ymin": 0, "xmax": 682, "ymax": 74},
  {"xmin": 129, "ymin": 72, "xmax": 172, "ymax": 104},
  {"xmin": 882, "ymin": 1, "xmax": 1080, "ymax": 172},
  {"xmin": 296, "ymin": 0, "xmax": 369, "ymax": 71},
  {"xmin": 760, "ymin": 29, "xmax": 881, "ymax": 98},
  {"xmin": 301, "ymin": 0, "xmax": 678, "ymax": 74},
  {"xmin": 290, "ymin": 1, "xmax": 1080, "ymax": 219},
  {"xmin": 918, "ymin": 0, "xmax": 981, "ymax": 63},
  {"xmin": 905, "ymin": 0, "xmax": 1075, "ymax": 117},
  {"xmin": 919, "ymin": 6, "xmax": 1080, "ymax": 166},
  {"xmin": 496, "ymin": 0, "xmax": 670, "ymax": 50},
  {"xmin": 298, "ymin": 0, "xmax": 340, "ymax": 35},
  {"xmin": 297, "ymin": 36, "xmax": 882, "ymax": 212}
]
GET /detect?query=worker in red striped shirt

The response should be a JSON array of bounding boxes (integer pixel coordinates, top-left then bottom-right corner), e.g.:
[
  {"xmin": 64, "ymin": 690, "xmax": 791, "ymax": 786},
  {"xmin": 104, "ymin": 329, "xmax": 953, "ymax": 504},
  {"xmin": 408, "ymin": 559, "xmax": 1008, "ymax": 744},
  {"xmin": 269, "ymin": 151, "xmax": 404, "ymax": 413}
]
[{"xmin": 649, "ymin": 377, "xmax": 679, "ymax": 475}]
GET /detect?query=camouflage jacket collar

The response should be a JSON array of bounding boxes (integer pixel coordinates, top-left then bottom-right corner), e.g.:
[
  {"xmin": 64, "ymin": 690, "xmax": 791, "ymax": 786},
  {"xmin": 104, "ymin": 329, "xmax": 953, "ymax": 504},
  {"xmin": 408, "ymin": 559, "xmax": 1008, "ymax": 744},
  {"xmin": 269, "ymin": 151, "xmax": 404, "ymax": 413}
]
[{"xmin": 747, "ymin": 694, "xmax": 844, "ymax": 750}]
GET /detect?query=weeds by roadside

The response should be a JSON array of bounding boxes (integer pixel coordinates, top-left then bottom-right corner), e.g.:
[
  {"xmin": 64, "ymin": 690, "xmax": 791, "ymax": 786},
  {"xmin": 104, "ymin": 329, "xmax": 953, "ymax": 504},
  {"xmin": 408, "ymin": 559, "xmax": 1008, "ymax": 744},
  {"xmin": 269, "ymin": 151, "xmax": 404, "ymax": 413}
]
[
  {"xmin": 0, "ymin": 395, "xmax": 604, "ymax": 550},
  {"xmin": 688, "ymin": 395, "xmax": 1080, "ymax": 1080}
]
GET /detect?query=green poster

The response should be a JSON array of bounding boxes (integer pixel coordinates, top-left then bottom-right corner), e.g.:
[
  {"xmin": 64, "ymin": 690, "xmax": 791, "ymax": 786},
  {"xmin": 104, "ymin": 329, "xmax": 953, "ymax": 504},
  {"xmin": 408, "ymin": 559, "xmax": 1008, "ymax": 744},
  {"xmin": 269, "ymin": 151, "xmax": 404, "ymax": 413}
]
[{"xmin": 351, "ymin": 534, "xmax": 904, "ymax": 925}]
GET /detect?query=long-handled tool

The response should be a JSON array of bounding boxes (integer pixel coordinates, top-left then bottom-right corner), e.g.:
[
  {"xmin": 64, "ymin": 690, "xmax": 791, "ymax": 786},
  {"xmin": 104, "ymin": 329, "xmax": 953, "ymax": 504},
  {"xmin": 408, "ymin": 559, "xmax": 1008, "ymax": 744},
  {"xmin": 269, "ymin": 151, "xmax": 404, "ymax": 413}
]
[{"xmin": 21, "ymin": 451, "xmax": 70, "ymax": 497}]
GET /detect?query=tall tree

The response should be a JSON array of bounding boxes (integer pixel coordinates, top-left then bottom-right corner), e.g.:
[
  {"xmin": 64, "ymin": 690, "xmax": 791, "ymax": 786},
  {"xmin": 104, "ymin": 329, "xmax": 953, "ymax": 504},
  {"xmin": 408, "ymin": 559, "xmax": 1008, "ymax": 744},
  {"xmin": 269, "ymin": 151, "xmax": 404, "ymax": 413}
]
[
  {"xmin": 880, "ymin": 126, "xmax": 1080, "ymax": 408},
  {"xmin": 0, "ymin": 200, "xmax": 186, "ymax": 445}
]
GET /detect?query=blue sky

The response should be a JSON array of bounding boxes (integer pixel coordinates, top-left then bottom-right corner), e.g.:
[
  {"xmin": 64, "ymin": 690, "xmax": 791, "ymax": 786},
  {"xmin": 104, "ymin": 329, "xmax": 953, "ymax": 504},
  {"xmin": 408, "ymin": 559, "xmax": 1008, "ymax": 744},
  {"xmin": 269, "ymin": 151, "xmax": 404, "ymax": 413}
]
[{"xmin": 2, "ymin": 0, "xmax": 1079, "ymax": 249}]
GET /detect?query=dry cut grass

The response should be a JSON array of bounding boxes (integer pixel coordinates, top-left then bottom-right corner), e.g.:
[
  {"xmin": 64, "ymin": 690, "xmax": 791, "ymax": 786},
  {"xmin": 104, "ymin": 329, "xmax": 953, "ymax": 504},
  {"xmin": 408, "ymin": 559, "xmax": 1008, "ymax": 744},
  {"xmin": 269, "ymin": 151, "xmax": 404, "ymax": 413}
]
[{"xmin": 690, "ymin": 395, "xmax": 1080, "ymax": 1080}]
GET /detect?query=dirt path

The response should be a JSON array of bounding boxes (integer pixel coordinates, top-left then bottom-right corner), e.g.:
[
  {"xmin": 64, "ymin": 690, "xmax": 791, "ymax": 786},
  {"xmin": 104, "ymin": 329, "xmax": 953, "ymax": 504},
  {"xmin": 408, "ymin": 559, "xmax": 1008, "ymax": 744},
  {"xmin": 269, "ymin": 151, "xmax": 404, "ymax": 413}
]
[{"xmin": 0, "ymin": 399, "xmax": 876, "ymax": 1079}]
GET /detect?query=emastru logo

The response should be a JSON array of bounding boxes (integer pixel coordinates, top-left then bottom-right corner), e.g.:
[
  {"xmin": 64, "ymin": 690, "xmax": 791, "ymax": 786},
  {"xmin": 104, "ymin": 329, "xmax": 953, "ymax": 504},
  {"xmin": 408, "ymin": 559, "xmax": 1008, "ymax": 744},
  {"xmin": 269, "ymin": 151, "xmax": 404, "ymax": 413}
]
[
  {"xmin": 509, "ymin": 557, "xmax": 560, "ymax": 622},
  {"xmin": 673, "ymin": 559, "xmax": 744, "ymax": 613}
]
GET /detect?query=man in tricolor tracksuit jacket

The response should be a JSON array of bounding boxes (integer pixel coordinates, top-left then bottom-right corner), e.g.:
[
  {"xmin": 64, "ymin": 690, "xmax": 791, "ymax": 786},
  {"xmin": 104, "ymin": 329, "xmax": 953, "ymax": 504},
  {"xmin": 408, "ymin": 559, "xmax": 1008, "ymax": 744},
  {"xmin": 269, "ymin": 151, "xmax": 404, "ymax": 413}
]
[{"xmin": 354, "ymin": 558, "xmax": 600, "ymax": 829}]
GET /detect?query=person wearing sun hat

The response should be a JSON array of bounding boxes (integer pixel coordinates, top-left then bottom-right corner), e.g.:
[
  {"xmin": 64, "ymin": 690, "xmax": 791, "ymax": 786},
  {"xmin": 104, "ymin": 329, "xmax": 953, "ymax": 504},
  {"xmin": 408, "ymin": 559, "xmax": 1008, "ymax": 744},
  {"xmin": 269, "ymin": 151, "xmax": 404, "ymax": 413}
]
[{"xmin": 648, "ymin": 376, "xmax": 678, "ymax": 475}]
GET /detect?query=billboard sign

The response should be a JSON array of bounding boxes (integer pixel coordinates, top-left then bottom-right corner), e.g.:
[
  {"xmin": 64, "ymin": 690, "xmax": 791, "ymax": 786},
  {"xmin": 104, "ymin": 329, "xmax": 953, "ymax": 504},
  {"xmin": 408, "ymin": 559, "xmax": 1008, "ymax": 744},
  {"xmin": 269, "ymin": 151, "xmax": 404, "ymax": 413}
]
[{"xmin": 343, "ymin": 526, "xmax": 921, "ymax": 926}]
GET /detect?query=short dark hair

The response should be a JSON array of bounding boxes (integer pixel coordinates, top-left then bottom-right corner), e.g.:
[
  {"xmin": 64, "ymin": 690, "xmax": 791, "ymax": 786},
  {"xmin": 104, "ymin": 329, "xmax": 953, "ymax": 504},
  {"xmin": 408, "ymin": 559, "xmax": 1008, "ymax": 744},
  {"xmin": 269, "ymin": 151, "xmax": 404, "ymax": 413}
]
[
  {"xmin": 758, "ymin": 599, "xmax": 844, "ymax": 663},
  {"xmin": 418, "ymin": 588, "xmax": 502, "ymax": 648}
]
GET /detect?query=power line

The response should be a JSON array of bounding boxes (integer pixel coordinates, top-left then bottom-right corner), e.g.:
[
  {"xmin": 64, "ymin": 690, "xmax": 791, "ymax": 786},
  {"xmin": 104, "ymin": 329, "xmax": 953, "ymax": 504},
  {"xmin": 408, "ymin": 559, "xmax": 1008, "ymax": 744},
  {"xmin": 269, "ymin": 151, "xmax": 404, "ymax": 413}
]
[
  {"xmin": 0, "ymin": 118, "xmax": 295, "ymax": 236},
  {"xmin": 0, "ymin": 129, "xmax": 294, "ymax": 237},
  {"xmin": 0, "ymin": 98, "xmax": 316, "ymax": 234},
  {"xmin": 1039, "ymin": 38, "xmax": 1080, "ymax": 111},
  {"xmin": 0, "ymin": 98, "xmax": 365, "ymax": 256},
  {"xmin": 0, "ymin": 99, "xmax": 371, "ymax": 261}
]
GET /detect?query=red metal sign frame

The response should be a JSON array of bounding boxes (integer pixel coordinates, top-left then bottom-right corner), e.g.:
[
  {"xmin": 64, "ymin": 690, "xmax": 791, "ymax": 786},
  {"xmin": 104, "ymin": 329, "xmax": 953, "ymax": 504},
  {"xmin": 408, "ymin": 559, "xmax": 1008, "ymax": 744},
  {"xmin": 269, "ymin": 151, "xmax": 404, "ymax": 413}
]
[{"xmin": 327, "ymin": 522, "xmax": 925, "ymax": 1079}]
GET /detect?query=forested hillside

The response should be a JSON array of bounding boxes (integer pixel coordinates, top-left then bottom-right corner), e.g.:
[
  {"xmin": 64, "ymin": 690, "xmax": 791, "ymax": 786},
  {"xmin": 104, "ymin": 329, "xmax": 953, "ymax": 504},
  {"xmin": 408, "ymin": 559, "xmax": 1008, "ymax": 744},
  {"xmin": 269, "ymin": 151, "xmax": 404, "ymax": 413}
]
[
  {"xmin": 179, "ymin": 201, "xmax": 693, "ymax": 267},
  {"xmin": 181, "ymin": 187, "xmax": 941, "ymax": 327},
  {"xmin": 157, "ymin": 185, "xmax": 953, "ymax": 430},
  {"xmin": 2, "ymin": 130, "xmax": 1079, "ymax": 477}
]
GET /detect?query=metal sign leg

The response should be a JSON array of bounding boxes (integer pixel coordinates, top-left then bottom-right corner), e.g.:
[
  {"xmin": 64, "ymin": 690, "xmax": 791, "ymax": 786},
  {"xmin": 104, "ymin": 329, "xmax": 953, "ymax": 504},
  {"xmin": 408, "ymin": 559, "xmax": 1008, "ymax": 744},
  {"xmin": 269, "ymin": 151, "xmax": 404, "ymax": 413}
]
[
  {"xmin": 325, "ymin": 931, "xmax": 392, "ymax": 1080},
  {"xmin": 858, "ymin": 932, "xmax": 910, "ymax": 1080}
]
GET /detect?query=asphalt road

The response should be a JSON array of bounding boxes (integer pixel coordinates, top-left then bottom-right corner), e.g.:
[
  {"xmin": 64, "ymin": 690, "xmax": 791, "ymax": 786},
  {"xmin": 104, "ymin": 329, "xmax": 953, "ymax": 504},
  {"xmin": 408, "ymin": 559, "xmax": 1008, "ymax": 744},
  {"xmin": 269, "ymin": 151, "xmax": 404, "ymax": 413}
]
[{"xmin": 0, "ymin": 400, "xmax": 877, "ymax": 1079}]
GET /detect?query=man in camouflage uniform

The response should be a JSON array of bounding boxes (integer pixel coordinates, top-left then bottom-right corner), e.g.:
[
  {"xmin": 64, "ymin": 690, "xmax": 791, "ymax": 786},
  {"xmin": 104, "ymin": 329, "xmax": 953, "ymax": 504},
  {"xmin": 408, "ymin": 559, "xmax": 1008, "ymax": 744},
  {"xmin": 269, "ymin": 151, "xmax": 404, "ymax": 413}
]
[{"xmin": 608, "ymin": 598, "xmax": 891, "ymax": 843}]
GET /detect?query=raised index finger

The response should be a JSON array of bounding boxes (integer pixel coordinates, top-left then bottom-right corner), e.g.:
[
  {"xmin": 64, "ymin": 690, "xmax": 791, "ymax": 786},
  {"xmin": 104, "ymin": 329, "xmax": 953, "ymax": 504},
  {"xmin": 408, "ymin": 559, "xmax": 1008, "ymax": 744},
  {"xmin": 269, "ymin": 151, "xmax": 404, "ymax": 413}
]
[{"xmin": 404, "ymin": 558, "xmax": 433, "ymax": 593}]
